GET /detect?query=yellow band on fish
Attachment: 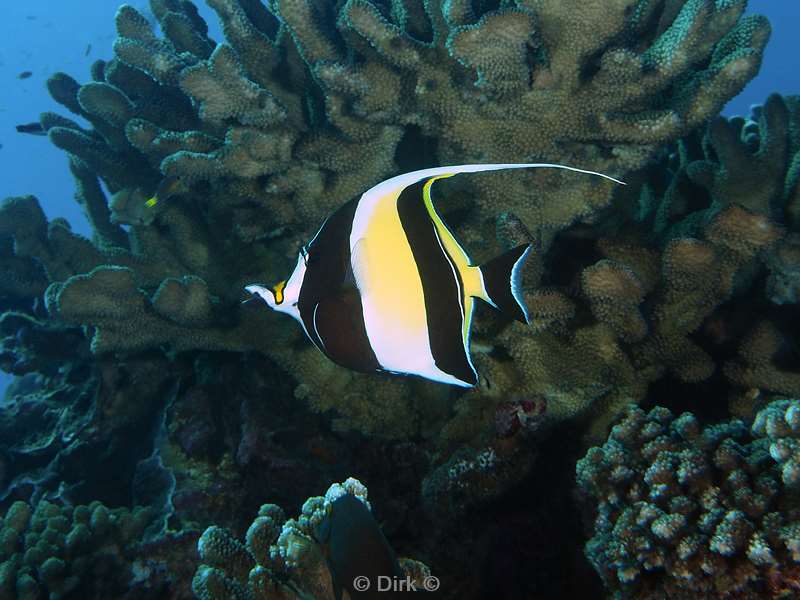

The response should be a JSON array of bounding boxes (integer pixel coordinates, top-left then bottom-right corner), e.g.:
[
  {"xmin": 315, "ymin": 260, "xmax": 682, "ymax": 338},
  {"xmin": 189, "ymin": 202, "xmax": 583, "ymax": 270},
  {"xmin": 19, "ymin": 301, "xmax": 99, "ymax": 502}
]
[
  {"xmin": 145, "ymin": 197, "xmax": 158, "ymax": 208},
  {"xmin": 272, "ymin": 280, "xmax": 287, "ymax": 304}
]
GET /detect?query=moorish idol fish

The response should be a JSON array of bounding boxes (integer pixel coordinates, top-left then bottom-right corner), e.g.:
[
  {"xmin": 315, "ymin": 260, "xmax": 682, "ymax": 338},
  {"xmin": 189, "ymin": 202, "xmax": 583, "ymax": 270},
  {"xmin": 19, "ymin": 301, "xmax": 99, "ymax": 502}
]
[
  {"xmin": 314, "ymin": 493, "xmax": 421, "ymax": 598},
  {"xmin": 245, "ymin": 164, "xmax": 624, "ymax": 387}
]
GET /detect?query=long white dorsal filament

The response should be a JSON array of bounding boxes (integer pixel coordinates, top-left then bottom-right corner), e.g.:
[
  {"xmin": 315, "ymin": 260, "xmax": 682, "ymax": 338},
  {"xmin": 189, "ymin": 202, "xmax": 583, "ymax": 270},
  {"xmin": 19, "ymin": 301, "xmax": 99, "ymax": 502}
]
[{"xmin": 364, "ymin": 162, "xmax": 625, "ymax": 200}]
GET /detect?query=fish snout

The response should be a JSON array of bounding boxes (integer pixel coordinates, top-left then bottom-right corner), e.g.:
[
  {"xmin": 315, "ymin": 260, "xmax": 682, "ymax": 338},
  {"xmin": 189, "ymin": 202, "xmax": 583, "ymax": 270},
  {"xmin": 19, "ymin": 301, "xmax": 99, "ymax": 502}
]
[{"xmin": 243, "ymin": 284, "xmax": 276, "ymax": 309}]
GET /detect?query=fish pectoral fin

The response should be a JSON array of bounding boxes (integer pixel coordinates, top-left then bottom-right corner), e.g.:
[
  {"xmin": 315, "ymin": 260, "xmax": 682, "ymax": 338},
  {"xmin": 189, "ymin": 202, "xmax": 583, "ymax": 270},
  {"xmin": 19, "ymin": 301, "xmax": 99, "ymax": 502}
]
[
  {"xmin": 350, "ymin": 237, "xmax": 370, "ymax": 295},
  {"xmin": 342, "ymin": 257, "xmax": 357, "ymax": 290}
]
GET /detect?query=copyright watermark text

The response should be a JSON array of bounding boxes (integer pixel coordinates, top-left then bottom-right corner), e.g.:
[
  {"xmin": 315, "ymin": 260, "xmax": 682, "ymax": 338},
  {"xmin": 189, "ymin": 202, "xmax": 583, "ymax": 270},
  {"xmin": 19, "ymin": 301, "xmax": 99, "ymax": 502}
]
[{"xmin": 352, "ymin": 574, "xmax": 440, "ymax": 592}]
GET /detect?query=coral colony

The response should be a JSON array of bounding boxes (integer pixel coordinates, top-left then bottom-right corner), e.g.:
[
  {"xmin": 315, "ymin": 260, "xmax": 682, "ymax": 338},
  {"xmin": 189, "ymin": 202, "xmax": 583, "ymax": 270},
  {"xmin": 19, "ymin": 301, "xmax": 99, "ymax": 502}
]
[{"xmin": 0, "ymin": 0, "xmax": 798, "ymax": 598}]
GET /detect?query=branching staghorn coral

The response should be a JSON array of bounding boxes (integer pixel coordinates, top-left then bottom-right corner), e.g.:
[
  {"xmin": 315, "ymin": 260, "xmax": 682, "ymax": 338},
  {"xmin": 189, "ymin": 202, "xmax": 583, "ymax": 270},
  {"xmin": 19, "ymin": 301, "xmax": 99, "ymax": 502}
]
[{"xmin": 576, "ymin": 399, "xmax": 800, "ymax": 599}]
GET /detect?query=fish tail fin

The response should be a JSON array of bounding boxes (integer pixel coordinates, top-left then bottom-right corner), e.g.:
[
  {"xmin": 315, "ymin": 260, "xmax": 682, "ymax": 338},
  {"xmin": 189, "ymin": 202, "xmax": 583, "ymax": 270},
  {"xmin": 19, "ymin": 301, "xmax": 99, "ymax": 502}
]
[{"xmin": 477, "ymin": 244, "xmax": 532, "ymax": 324}]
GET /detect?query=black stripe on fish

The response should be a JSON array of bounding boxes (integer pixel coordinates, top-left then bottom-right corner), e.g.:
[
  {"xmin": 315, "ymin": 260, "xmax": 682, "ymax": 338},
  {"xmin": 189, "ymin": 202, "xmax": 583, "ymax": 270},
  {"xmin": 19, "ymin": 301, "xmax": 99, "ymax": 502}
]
[
  {"xmin": 397, "ymin": 179, "xmax": 477, "ymax": 386},
  {"xmin": 297, "ymin": 198, "xmax": 380, "ymax": 373}
]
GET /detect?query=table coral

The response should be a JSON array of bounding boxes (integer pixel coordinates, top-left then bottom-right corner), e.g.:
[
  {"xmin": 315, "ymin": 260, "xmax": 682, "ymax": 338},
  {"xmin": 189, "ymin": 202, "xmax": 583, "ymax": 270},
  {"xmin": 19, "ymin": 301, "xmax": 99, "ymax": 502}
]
[{"xmin": 576, "ymin": 399, "xmax": 800, "ymax": 599}]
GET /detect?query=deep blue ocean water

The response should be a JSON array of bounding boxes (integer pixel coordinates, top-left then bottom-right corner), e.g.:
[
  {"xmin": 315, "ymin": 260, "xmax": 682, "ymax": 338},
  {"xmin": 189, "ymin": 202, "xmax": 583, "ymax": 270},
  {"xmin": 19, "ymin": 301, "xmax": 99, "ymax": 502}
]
[{"xmin": 0, "ymin": 0, "xmax": 797, "ymax": 394}]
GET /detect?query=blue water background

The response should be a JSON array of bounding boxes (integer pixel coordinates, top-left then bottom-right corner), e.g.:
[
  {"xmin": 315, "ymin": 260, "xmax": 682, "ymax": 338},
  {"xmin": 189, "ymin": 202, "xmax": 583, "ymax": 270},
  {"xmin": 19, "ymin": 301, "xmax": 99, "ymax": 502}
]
[{"xmin": 0, "ymin": 1, "xmax": 797, "ymax": 393}]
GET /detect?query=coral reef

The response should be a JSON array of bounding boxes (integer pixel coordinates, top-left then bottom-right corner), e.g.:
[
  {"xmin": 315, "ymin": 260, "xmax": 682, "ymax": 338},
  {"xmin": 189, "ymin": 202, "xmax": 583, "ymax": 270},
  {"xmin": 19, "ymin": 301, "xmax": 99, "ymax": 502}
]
[
  {"xmin": 446, "ymin": 91, "xmax": 800, "ymax": 446},
  {"xmin": 576, "ymin": 399, "xmax": 800, "ymax": 599},
  {"xmin": 0, "ymin": 1, "xmax": 796, "ymax": 599},
  {"xmin": 0, "ymin": 0, "xmax": 773, "ymax": 440},
  {"xmin": 0, "ymin": 499, "xmax": 155, "ymax": 599}
]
